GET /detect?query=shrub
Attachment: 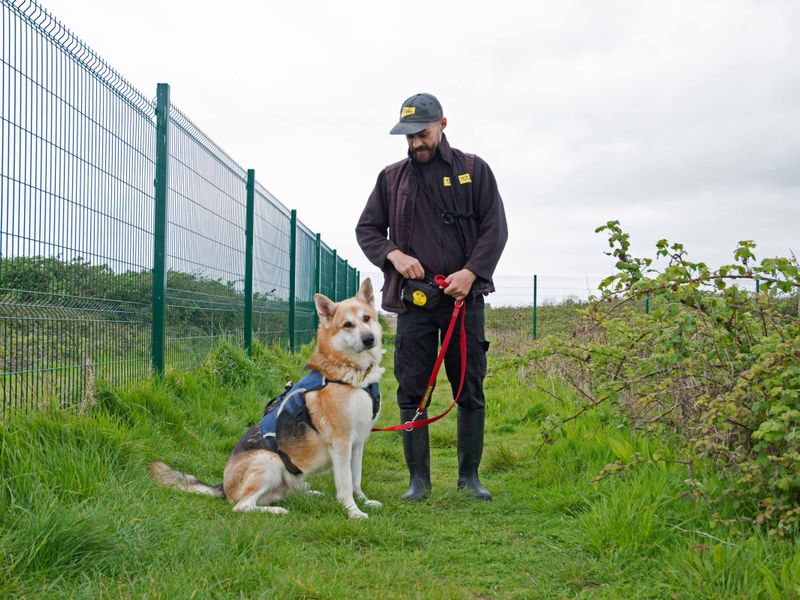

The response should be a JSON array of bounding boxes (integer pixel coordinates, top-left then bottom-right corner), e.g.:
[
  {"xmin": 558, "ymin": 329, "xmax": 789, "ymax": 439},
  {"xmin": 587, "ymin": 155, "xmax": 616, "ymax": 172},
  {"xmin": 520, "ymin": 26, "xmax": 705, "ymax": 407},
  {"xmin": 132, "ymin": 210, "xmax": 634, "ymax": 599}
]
[{"xmin": 534, "ymin": 221, "xmax": 800, "ymax": 535}]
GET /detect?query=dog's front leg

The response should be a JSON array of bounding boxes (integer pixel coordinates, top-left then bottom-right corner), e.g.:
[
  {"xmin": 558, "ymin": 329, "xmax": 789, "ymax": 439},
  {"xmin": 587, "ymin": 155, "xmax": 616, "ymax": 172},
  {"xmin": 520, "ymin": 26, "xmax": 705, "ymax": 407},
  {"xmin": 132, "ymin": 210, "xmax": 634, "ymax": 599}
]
[
  {"xmin": 351, "ymin": 441, "xmax": 382, "ymax": 509},
  {"xmin": 330, "ymin": 442, "xmax": 367, "ymax": 519}
]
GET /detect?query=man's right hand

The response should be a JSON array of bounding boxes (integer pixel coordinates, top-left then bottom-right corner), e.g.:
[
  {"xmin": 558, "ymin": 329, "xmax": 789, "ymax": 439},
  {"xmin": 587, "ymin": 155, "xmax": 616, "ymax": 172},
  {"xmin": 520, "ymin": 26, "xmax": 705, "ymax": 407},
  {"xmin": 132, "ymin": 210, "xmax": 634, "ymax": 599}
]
[{"xmin": 387, "ymin": 250, "xmax": 424, "ymax": 279}]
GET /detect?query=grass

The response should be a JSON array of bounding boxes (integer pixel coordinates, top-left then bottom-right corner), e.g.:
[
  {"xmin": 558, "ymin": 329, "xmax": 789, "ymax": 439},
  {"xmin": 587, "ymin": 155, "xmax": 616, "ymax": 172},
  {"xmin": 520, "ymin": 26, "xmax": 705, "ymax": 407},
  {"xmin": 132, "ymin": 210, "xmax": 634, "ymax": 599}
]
[{"xmin": 0, "ymin": 314, "xmax": 798, "ymax": 598}]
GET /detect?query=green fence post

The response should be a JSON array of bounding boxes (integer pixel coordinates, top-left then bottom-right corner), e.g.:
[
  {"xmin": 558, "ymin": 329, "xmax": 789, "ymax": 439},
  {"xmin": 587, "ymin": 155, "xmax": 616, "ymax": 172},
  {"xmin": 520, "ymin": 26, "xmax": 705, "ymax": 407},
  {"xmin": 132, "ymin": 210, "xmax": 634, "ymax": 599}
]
[
  {"xmin": 244, "ymin": 169, "xmax": 255, "ymax": 355},
  {"xmin": 756, "ymin": 279, "xmax": 760, "ymax": 294},
  {"xmin": 332, "ymin": 250, "xmax": 338, "ymax": 301},
  {"xmin": 533, "ymin": 274, "xmax": 538, "ymax": 340},
  {"xmin": 288, "ymin": 209, "xmax": 297, "ymax": 352},
  {"xmin": 356, "ymin": 269, "xmax": 360, "ymax": 294},
  {"xmin": 343, "ymin": 260, "xmax": 349, "ymax": 297},
  {"xmin": 313, "ymin": 233, "xmax": 321, "ymax": 331},
  {"xmin": 152, "ymin": 83, "xmax": 170, "ymax": 375},
  {"xmin": 645, "ymin": 293, "xmax": 651, "ymax": 315}
]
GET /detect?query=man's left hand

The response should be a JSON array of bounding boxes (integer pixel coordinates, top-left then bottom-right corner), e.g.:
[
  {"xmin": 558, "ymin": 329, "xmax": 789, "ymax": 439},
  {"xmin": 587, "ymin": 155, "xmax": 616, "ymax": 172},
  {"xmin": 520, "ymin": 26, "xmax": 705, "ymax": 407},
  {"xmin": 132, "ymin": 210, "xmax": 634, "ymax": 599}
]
[{"xmin": 442, "ymin": 269, "xmax": 477, "ymax": 301}]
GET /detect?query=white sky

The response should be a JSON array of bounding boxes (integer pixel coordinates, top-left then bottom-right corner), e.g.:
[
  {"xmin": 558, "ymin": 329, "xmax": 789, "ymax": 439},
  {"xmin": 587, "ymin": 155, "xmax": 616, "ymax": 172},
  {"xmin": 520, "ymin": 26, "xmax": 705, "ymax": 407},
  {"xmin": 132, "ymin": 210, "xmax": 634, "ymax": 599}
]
[{"xmin": 44, "ymin": 0, "xmax": 800, "ymax": 278}]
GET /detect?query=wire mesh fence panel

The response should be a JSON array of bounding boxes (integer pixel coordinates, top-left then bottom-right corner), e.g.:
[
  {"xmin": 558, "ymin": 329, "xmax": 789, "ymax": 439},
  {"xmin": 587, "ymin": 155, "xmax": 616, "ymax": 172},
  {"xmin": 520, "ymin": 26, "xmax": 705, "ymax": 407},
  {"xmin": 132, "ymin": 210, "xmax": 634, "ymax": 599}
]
[
  {"xmin": 319, "ymin": 243, "xmax": 335, "ymax": 300},
  {"xmin": 335, "ymin": 255, "xmax": 348, "ymax": 301},
  {"xmin": 164, "ymin": 106, "xmax": 247, "ymax": 370},
  {"xmin": 534, "ymin": 275, "xmax": 604, "ymax": 338},
  {"xmin": 1, "ymin": 0, "xmax": 155, "ymax": 415},
  {"xmin": 294, "ymin": 223, "xmax": 317, "ymax": 347},
  {"xmin": 485, "ymin": 274, "xmax": 606, "ymax": 339},
  {"xmin": 0, "ymin": 0, "xmax": 400, "ymax": 413},
  {"xmin": 348, "ymin": 265, "xmax": 358, "ymax": 297},
  {"xmin": 252, "ymin": 182, "xmax": 290, "ymax": 348}
]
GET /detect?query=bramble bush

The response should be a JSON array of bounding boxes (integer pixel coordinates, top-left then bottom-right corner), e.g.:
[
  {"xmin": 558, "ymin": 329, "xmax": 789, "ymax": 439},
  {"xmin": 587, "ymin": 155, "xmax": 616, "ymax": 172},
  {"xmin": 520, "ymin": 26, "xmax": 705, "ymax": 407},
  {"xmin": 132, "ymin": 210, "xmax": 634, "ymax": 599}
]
[{"xmin": 533, "ymin": 221, "xmax": 800, "ymax": 536}]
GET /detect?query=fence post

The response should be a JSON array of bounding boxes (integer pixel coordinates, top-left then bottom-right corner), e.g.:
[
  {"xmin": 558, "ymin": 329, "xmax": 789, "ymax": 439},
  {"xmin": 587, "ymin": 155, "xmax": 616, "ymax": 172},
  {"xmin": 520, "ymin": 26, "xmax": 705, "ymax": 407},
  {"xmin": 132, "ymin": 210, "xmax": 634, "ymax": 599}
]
[
  {"xmin": 288, "ymin": 209, "xmax": 297, "ymax": 352},
  {"xmin": 343, "ymin": 260, "xmax": 349, "ymax": 297},
  {"xmin": 244, "ymin": 169, "xmax": 255, "ymax": 355},
  {"xmin": 313, "ymin": 233, "xmax": 321, "ymax": 332},
  {"xmin": 532, "ymin": 274, "xmax": 538, "ymax": 340},
  {"xmin": 152, "ymin": 83, "xmax": 170, "ymax": 375},
  {"xmin": 356, "ymin": 269, "xmax": 360, "ymax": 293},
  {"xmin": 755, "ymin": 279, "xmax": 760, "ymax": 294},
  {"xmin": 645, "ymin": 293, "xmax": 650, "ymax": 315},
  {"xmin": 332, "ymin": 250, "xmax": 338, "ymax": 301}
]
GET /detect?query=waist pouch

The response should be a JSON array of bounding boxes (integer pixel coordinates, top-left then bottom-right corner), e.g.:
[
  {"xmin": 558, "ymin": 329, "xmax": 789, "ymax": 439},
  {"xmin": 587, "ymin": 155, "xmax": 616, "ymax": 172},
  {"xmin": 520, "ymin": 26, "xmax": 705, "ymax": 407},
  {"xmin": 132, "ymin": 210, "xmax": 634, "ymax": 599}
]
[{"xmin": 402, "ymin": 278, "xmax": 443, "ymax": 310}]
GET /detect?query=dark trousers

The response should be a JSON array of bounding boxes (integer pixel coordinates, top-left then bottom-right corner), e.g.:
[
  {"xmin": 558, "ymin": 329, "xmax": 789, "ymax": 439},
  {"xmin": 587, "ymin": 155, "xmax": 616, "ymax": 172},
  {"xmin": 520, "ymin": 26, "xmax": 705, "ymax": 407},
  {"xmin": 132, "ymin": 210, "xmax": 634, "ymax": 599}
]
[{"xmin": 395, "ymin": 295, "xmax": 489, "ymax": 411}]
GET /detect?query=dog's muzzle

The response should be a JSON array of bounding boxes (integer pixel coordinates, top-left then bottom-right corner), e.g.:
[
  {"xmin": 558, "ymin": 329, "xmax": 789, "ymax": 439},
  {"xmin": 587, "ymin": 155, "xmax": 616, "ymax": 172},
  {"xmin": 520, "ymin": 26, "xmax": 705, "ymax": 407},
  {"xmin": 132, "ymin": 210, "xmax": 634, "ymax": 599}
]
[{"xmin": 361, "ymin": 333, "xmax": 375, "ymax": 350}]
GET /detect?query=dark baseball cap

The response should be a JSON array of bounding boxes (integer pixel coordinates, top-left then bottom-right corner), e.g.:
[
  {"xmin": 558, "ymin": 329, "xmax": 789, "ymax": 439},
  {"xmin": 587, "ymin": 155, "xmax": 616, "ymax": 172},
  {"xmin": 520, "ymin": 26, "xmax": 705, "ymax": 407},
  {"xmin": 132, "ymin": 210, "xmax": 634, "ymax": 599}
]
[{"xmin": 389, "ymin": 93, "xmax": 444, "ymax": 135}]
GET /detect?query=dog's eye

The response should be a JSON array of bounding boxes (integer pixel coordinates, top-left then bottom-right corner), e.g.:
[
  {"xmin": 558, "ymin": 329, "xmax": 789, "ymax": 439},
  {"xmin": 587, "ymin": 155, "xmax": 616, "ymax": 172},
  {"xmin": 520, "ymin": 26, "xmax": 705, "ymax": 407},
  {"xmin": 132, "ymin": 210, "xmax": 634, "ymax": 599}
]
[
  {"xmin": 363, "ymin": 315, "xmax": 371, "ymax": 323},
  {"xmin": 343, "ymin": 321, "xmax": 353, "ymax": 328}
]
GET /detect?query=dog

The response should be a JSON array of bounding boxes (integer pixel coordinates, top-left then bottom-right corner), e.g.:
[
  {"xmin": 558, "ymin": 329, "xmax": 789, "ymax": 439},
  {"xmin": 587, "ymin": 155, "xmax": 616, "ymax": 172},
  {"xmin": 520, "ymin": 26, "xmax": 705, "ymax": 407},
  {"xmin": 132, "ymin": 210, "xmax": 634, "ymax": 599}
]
[{"xmin": 148, "ymin": 278, "xmax": 385, "ymax": 519}]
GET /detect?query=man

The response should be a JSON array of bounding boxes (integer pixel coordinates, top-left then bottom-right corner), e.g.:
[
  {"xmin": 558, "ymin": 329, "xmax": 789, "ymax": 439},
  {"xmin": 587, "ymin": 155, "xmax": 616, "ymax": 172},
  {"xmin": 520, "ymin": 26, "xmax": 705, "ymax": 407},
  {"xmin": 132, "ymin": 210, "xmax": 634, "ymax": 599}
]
[{"xmin": 356, "ymin": 93, "xmax": 508, "ymax": 501}]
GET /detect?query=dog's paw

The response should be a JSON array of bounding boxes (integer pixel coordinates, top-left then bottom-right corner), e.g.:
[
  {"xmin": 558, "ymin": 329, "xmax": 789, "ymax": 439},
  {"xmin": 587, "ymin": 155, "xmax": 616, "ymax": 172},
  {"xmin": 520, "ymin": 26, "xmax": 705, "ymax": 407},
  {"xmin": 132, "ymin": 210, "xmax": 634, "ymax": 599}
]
[
  {"xmin": 266, "ymin": 506, "xmax": 289, "ymax": 515},
  {"xmin": 363, "ymin": 499, "xmax": 382, "ymax": 509},
  {"xmin": 348, "ymin": 509, "xmax": 369, "ymax": 520}
]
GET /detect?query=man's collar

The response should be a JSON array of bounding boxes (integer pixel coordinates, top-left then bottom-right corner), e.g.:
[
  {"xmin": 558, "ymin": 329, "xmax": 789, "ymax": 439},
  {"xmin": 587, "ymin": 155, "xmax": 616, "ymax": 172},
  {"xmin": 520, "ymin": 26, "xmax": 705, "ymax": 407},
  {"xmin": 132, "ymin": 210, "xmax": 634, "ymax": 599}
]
[{"xmin": 438, "ymin": 133, "xmax": 453, "ymax": 164}]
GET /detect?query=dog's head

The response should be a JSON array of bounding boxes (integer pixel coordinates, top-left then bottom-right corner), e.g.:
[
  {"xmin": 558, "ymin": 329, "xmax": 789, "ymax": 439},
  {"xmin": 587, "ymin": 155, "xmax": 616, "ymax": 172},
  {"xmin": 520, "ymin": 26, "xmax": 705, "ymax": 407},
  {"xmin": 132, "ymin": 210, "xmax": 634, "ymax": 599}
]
[{"xmin": 314, "ymin": 278, "xmax": 383, "ymax": 360}]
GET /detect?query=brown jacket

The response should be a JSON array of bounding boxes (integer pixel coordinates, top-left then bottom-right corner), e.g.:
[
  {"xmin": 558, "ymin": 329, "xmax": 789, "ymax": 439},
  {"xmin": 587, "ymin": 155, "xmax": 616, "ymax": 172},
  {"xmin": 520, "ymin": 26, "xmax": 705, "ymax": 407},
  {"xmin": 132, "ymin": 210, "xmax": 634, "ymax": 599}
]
[{"xmin": 356, "ymin": 135, "xmax": 508, "ymax": 313}]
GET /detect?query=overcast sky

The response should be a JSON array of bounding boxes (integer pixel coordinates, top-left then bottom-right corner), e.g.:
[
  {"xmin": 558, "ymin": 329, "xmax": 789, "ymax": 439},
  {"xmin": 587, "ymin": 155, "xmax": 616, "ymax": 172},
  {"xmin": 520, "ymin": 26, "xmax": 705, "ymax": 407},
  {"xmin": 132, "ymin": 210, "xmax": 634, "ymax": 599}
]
[{"xmin": 44, "ymin": 0, "xmax": 799, "ymax": 280}]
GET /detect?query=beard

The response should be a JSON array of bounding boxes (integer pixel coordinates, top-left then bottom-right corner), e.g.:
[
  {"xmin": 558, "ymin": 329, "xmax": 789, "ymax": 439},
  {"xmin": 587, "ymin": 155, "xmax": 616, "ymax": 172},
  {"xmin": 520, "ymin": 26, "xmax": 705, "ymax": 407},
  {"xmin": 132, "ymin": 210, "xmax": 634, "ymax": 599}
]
[{"xmin": 411, "ymin": 144, "xmax": 436, "ymax": 164}]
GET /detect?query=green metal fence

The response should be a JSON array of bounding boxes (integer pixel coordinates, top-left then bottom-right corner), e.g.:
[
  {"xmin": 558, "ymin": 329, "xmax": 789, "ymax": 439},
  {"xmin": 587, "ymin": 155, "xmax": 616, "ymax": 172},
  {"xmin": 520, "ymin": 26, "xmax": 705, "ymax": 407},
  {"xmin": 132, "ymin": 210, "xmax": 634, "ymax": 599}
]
[{"xmin": 0, "ymin": 0, "xmax": 360, "ymax": 415}]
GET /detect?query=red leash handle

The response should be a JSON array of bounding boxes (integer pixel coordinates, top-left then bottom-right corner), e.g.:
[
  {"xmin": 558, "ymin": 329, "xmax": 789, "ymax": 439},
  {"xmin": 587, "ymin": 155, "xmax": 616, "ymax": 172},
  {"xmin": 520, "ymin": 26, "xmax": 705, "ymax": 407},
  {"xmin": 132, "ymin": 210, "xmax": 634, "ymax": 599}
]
[{"xmin": 373, "ymin": 274, "xmax": 467, "ymax": 432}]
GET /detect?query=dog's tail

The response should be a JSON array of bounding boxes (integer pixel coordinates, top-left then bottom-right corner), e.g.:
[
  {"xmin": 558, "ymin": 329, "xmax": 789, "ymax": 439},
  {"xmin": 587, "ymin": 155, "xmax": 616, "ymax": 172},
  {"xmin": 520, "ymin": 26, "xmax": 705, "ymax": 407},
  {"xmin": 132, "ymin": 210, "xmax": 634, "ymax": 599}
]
[{"xmin": 147, "ymin": 461, "xmax": 225, "ymax": 499}]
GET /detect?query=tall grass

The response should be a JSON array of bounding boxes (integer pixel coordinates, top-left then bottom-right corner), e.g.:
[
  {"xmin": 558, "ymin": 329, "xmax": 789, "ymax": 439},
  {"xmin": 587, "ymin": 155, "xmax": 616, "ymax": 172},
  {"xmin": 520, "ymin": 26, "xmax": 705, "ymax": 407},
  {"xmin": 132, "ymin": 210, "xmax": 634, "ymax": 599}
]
[{"xmin": 0, "ymin": 323, "xmax": 798, "ymax": 598}]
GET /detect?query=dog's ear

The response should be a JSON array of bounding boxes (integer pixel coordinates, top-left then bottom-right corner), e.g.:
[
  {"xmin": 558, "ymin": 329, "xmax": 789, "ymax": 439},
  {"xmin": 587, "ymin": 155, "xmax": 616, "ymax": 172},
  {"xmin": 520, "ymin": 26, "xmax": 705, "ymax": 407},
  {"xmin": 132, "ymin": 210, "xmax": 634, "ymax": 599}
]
[
  {"xmin": 314, "ymin": 293, "xmax": 336, "ymax": 322},
  {"xmin": 356, "ymin": 278, "xmax": 374, "ymax": 306}
]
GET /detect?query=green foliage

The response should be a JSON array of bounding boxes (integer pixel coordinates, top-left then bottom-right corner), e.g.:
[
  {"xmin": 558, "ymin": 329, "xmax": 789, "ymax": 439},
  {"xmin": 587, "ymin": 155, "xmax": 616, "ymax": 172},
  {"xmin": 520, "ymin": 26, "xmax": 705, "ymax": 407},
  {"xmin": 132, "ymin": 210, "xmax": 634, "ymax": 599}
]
[
  {"xmin": 539, "ymin": 221, "xmax": 800, "ymax": 536},
  {"xmin": 1, "ymin": 331, "xmax": 799, "ymax": 597}
]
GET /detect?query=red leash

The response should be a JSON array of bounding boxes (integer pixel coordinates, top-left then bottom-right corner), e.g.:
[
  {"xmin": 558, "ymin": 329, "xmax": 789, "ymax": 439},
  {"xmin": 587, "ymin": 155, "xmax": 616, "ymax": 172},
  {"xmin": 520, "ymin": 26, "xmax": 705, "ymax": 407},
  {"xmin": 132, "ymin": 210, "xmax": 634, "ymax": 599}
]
[{"xmin": 373, "ymin": 274, "xmax": 467, "ymax": 432}]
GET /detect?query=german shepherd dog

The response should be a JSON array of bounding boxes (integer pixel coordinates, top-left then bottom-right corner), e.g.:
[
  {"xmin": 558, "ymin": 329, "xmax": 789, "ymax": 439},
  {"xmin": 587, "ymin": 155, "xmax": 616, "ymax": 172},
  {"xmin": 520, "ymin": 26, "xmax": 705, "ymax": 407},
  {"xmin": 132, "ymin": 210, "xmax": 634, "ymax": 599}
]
[{"xmin": 149, "ymin": 279, "xmax": 385, "ymax": 519}]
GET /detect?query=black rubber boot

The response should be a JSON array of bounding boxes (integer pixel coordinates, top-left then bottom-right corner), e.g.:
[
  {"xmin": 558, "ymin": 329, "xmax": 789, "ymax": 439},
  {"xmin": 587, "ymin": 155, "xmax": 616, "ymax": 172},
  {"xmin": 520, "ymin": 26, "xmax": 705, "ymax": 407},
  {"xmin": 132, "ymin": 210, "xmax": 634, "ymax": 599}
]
[
  {"xmin": 400, "ymin": 408, "xmax": 431, "ymax": 501},
  {"xmin": 457, "ymin": 407, "xmax": 492, "ymax": 501}
]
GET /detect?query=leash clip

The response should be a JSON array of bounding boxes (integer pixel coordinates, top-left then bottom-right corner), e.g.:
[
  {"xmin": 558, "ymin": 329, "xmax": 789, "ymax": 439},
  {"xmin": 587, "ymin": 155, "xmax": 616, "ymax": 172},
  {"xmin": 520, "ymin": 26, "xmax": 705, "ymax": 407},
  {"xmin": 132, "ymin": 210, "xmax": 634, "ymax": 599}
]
[{"xmin": 403, "ymin": 409, "xmax": 425, "ymax": 431}]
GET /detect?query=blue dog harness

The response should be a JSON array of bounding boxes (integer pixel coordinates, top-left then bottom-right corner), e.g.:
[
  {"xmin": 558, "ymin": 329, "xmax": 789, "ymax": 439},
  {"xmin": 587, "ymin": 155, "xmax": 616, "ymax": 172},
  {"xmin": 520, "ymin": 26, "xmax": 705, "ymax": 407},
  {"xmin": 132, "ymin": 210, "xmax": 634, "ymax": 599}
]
[{"xmin": 260, "ymin": 370, "xmax": 380, "ymax": 474}]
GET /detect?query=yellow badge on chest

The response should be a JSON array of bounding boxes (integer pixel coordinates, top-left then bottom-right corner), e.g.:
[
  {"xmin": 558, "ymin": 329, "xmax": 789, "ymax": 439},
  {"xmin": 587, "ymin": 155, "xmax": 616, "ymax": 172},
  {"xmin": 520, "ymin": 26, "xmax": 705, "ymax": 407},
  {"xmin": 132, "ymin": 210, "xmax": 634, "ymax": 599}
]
[
  {"xmin": 412, "ymin": 290, "xmax": 427, "ymax": 306},
  {"xmin": 443, "ymin": 176, "xmax": 451, "ymax": 187},
  {"xmin": 458, "ymin": 173, "xmax": 472, "ymax": 184}
]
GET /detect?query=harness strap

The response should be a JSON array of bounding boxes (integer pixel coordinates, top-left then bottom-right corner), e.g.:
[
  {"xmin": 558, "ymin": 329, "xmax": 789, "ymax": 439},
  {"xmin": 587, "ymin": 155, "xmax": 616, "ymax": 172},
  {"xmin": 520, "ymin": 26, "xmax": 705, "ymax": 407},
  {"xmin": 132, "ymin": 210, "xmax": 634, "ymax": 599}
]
[
  {"xmin": 275, "ymin": 449, "xmax": 303, "ymax": 475},
  {"xmin": 373, "ymin": 290, "xmax": 466, "ymax": 432}
]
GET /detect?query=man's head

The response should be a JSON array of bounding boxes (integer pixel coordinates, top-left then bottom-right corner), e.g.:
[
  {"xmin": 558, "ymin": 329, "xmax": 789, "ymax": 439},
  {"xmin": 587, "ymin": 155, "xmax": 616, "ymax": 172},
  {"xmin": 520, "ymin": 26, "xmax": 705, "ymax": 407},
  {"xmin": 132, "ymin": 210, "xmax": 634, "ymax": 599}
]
[{"xmin": 389, "ymin": 93, "xmax": 447, "ymax": 165}]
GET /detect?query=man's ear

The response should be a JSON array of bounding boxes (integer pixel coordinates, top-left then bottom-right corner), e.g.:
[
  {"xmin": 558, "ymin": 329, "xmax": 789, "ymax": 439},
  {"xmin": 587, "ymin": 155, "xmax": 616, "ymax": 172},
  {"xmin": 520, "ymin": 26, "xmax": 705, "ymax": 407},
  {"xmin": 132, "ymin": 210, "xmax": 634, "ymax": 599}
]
[
  {"xmin": 314, "ymin": 293, "xmax": 336, "ymax": 323},
  {"xmin": 356, "ymin": 278, "xmax": 374, "ymax": 307},
  {"xmin": 440, "ymin": 117, "xmax": 447, "ymax": 131}
]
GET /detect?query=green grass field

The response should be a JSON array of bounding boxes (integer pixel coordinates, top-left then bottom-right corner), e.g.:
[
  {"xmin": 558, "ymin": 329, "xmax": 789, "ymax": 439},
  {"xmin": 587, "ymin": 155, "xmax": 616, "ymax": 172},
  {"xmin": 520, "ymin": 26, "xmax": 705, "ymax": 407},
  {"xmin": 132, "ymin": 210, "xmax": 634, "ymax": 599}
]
[{"xmin": 1, "ymin": 314, "xmax": 799, "ymax": 599}]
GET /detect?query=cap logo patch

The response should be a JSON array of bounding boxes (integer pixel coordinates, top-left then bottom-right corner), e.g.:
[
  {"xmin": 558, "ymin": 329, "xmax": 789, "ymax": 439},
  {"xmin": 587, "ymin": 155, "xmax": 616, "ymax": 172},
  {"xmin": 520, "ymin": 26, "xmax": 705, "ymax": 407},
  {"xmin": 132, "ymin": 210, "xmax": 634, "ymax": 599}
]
[
  {"xmin": 458, "ymin": 173, "xmax": 472, "ymax": 184},
  {"xmin": 401, "ymin": 106, "xmax": 416, "ymax": 118},
  {"xmin": 443, "ymin": 177, "xmax": 451, "ymax": 187}
]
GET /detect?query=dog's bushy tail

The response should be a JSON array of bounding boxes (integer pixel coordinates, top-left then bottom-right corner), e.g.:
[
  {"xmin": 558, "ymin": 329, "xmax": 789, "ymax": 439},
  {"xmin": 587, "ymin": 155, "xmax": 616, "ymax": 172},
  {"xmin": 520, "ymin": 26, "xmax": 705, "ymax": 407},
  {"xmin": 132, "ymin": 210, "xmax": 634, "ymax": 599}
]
[{"xmin": 147, "ymin": 461, "xmax": 225, "ymax": 499}]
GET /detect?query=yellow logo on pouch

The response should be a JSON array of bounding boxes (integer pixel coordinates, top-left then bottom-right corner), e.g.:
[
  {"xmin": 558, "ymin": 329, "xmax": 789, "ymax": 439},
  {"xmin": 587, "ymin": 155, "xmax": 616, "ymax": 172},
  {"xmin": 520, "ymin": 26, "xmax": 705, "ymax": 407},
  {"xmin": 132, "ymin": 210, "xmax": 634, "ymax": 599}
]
[
  {"xmin": 443, "ymin": 177, "xmax": 451, "ymax": 186},
  {"xmin": 458, "ymin": 173, "xmax": 472, "ymax": 184},
  {"xmin": 401, "ymin": 106, "xmax": 416, "ymax": 118},
  {"xmin": 412, "ymin": 290, "xmax": 427, "ymax": 306}
]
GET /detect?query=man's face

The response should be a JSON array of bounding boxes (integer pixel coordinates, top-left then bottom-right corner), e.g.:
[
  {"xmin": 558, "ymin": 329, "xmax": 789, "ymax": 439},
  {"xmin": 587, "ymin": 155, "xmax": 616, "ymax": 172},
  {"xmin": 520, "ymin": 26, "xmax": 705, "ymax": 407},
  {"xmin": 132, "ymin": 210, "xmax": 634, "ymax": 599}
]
[{"xmin": 406, "ymin": 119, "xmax": 446, "ymax": 164}]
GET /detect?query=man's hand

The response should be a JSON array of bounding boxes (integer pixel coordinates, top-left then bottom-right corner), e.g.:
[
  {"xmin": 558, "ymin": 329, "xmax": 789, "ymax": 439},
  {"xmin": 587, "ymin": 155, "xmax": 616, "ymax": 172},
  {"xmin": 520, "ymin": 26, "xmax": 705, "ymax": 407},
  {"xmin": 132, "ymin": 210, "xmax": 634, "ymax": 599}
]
[
  {"xmin": 387, "ymin": 250, "xmax": 424, "ymax": 279},
  {"xmin": 442, "ymin": 269, "xmax": 477, "ymax": 301}
]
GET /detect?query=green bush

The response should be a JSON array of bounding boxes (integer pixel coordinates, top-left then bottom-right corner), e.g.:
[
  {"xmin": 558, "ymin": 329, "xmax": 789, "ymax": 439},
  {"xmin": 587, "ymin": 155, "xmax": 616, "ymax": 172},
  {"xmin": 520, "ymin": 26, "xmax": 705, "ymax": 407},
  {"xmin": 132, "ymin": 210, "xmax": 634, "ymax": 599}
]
[{"xmin": 534, "ymin": 221, "xmax": 800, "ymax": 535}]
